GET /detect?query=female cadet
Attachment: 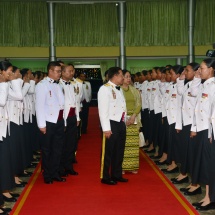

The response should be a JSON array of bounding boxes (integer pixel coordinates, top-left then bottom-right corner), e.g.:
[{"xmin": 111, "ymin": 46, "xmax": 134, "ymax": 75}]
[
  {"xmin": 0, "ymin": 69, "xmax": 12, "ymax": 214},
  {"xmin": 0, "ymin": 61, "xmax": 17, "ymax": 202},
  {"xmin": 171, "ymin": 63, "xmax": 199, "ymax": 185},
  {"xmin": 187, "ymin": 59, "xmax": 215, "ymax": 208},
  {"xmin": 161, "ymin": 65, "xmax": 184, "ymax": 173},
  {"xmin": 155, "ymin": 67, "xmax": 172, "ymax": 164}
]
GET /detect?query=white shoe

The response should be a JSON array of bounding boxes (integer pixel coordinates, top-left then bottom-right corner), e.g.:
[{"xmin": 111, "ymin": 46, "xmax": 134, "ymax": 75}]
[
  {"xmin": 122, "ymin": 171, "xmax": 125, "ymax": 174},
  {"xmin": 131, "ymin": 170, "xmax": 138, "ymax": 174}
]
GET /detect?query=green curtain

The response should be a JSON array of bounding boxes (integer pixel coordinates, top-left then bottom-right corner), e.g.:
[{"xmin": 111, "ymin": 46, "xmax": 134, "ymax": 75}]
[
  {"xmin": 54, "ymin": 3, "xmax": 119, "ymax": 47},
  {"xmin": 194, "ymin": 0, "xmax": 215, "ymax": 45},
  {"xmin": 0, "ymin": 1, "xmax": 49, "ymax": 47},
  {"xmin": 125, "ymin": 0, "xmax": 188, "ymax": 46}
]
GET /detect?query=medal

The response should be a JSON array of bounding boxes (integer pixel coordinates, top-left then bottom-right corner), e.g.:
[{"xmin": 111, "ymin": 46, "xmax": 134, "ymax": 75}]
[{"xmin": 112, "ymin": 89, "xmax": 116, "ymax": 99}]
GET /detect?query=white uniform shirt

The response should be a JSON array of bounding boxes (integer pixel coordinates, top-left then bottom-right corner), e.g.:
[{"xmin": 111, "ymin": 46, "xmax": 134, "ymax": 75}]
[
  {"xmin": 82, "ymin": 81, "xmax": 92, "ymax": 103},
  {"xmin": 176, "ymin": 78, "xmax": 198, "ymax": 131},
  {"xmin": 21, "ymin": 82, "xmax": 30, "ymax": 125},
  {"xmin": 0, "ymin": 82, "xmax": 9, "ymax": 140},
  {"xmin": 98, "ymin": 81, "xmax": 126, "ymax": 132},
  {"xmin": 140, "ymin": 80, "xmax": 149, "ymax": 110},
  {"xmin": 149, "ymin": 80, "xmax": 160, "ymax": 111},
  {"xmin": 191, "ymin": 77, "xmax": 215, "ymax": 132},
  {"xmin": 59, "ymin": 79, "xmax": 80, "ymax": 124},
  {"xmin": 166, "ymin": 83, "xmax": 182, "ymax": 125},
  {"xmin": 7, "ymin": 78, "xmax": 23, "ymax": 125},
  {"xmin": 154, "ymin": 80, "xmax": 162, "ymax": 114},
  {"xmin": 35, "ymin": 77, "xmax": 65, "ymax": 129},
  {"xmin": 160, "ymin": 82, "xmax": 172, "ymax": 118}
]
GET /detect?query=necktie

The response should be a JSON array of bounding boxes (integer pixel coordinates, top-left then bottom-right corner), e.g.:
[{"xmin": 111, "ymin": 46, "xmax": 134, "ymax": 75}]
[
  {"xmin": 53, "ymin": 80, "xmax": 59, "ymax": 84},
  {"xmin": 115, "ymin": 86, "xmax": 120, "ymax": 90},
  {"xmin": 83, "ymin": 81, "xmax": 85, "ymax": 84},
  {"xmin": 65, "ymin": 82, "xmax": 70, "ymax": 85}
]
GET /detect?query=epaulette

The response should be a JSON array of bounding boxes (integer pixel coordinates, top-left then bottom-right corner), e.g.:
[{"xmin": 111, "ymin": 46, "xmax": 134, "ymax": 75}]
[
  {"xmin": 76, "ymin": 78, "xmax": 83, "ymax": 83},
  {"xmin": 104, "ymin": 83, "xmax": 111, "ymax": 87}
]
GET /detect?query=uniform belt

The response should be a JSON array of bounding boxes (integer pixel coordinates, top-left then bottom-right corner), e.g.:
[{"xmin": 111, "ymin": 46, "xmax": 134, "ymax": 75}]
[
  {"xmin": 58, "ymin": 110, "xmax": 64, "ymax": 121},
  {"xmin": 68, "ymin": 107, "xmax": 75, "ymax": 117}
]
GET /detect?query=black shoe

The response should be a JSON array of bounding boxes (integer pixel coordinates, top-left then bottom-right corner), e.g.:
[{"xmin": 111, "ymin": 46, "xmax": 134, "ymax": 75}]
[
  {"xmin": 1, "ymin": 207, "xmax": 12, "ymax": 213},
  {"xmin": 52, "ymin": 177, "xmax": 66, "ymax": 182},
  {"xmin": 101, "ymin": 179, "xmax": 117, "ymax": 185},
  {"xmin": 150, "ymin": 155, "xmax": 162, "ymax": 159},
  {"xmin": 66, "ymin": 170, "xmax": 78, "ymax": 176},
  {"xmin": 44, "ymin": 179, "xmax": 53, "ymax": 184},
  {"xmin": 15, "ymin": 183, "xmax": 26, "ymax": 188},
  {"xmin": 18, "ymin": 172, "xmax": 32, "ymax": 177},
  {"xmin": 27, "ymin": 163, "xmax": 37, "ymax": 168},
  {"xmin": 72, "ymin": 159, "xmax": 78, "ymax": 164},
  {"xmin": 184, "ymin": 187, "xmax": 202, "ymax": 196},
  {"xmin": 32, "ymin": 157, "xmax": 40, "ymax": 162},
  {"xmin": 192, "ymin": 201, "xmax": 204, "ymax": 207},
  {"xmin": 162, "ymin": 167, "xmax": 179, "ymax": 174},
  {"xmin": 196, "ymin": 202, "xmax": 215, "ymax": 211},
  {"xmin": 33, "ymin": 151, "xmax": 41, "ymax": 156},
  {"xmin": 0, "ymin": 210, "xmax": 8, "ymax": 215},
  {"xmin": 172, "ymin": 176, "xmax": 189, "ymax": 184},
  {"xmin": 144, "ymin": 149, "xmax": 155, "ymax": 153},
  {"xmin": 142, "ymin": 145, "xmax": 150, "ymax": 149},
  {"xmin": 10, "ymin": 192, "xmax": 20, "ymax": 198},
  {"xmin": 112, "ymin": 177, "xmax": 128, "ymax": 182},
  {"xmin": 59, "ymin": 172, "xmax": 68, "ymax": 177},
  {"xmin": 180, "ymin": 187, "xmax": 190, "ymax": 192},
  {"xmin": 3, "ymin": 196, "xmax": 17, "ymax": 202},
  {"xmin": 155, "ymin": 160, "xmax": 167, "ymax": 165}
]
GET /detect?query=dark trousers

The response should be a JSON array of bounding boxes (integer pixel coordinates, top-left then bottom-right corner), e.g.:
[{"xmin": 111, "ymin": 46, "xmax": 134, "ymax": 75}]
[
  {"xmin": 41, "ymin": 119, "xmax": 64, "ymax": 181},
  {"xmin": 60, "ymin": 116, "xmax": 77, "ymax": 173},
  {"xmin": 81, "ymin": 101, "xmax": 90, "ymax": 133},
  {"xmin": 101, "ymin": 120, "xmax": 126, "ymax": 180},
  {"xmin": 153, "ymin": 113, "xmax": 162, "ymax": 148},
  {"xmin": 148, "ymin": 110, "xmax": 155, "ymax": 145}
]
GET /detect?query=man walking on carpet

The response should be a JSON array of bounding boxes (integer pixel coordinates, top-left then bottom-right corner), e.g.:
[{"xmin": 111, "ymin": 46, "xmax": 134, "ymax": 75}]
[{"xmin": 98, "ymin": 67, "xmax": 128, "ymax": 185}]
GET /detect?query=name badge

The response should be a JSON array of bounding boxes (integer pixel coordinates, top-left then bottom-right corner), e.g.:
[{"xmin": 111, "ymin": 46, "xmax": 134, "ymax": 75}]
[
  {"xmin": 147, "ymin": 89, "xmax": 150, "ymax": 92},
  {"xmin": 171, "ymin": 94, "xmax": 176, "ymax": 98},
  {"xmin": 166, "ymin": 90, "xmax": 169, "ymax": 94},
  {"xmin": 202, "ymin": 93, "xmax": 208, "ymax": 99},
  {"xmin": 187, "ymin": 92, "xmax": 192, "ymax": 97},
  {"xmin": 152, "ymin": 88, "xmax": 156, "ymax": 91}
]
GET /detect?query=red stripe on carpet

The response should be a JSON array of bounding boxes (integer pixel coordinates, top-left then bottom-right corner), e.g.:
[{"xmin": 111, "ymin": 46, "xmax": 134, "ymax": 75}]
[{"xmin": 11, "ymin": 107, "xmax": 198, "ymax": 215}]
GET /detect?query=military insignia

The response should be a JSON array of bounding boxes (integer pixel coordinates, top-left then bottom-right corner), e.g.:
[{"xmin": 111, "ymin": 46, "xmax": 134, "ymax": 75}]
[
  {"xmin": 152, "ymin": 88, "xmax": 156, "ymax": 91},
  {"xmin": 166, "ymin": 90, "xmax": 169, "ymax": 94},
  {"xmin": 77, "ymin": 86, "xmax": 79, "ymax": 94},
  {"xmin": 147, "ymin": 88, "xmax": 150, "ymax": 92},
  {"xmin": 62, "ymin": 89, "xmax": 65, "ymax": 95},
  {"xmin": 104, "ymin": 83, "xmax": 110, "ymax": 87},
  {"xmin": 202, "ymin": 93, "xmax": 208, "ymax": 98},
  {"xmin": 112, "ymin": 89, "xmax": 116, "ymax": 99},
  {"xmin": 171, "ymin": 94, "xmax": 176, "ymax": 98},
  {"xmin": 86, "ymin": 85, "xmax": 88, "ymax": 90},
  {"xmin": 187, "ymin": 92, "xmax": 192, "ymax": 97}
]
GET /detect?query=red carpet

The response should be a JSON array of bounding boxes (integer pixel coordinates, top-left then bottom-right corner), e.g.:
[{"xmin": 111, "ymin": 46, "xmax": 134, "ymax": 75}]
[{"xmin": 11, "ymin": 107, "xmax": 198, "ymax": 215}]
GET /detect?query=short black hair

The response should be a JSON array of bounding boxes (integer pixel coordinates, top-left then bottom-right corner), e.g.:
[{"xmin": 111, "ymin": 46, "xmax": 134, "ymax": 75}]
[
  {"xmin": 47, "ymin": 61, "xmax": 61, "ymax": 73},
  {"xmin": 20, "ymin": 68, "xmax": 29, "ymax": 78},
  {"xmin": 141, "ymin": 70, "xmax": 148, "ymax": 76},
  {"xmin": 203, "ymin": 58, "xmax": 215, "ymax": 70},
  {"xmin": 34, "ymin": 70, "xmax": 43, "ymax": 79},
  {"xmin": 68, "ymin": 63, "xmax": 74, "ymax": 67},
  {"xmin": 122, "ymin": 69, "xmax": 131, "ymax": 76},
  {"xmin": 108, "ymin": 67, "xmax": 122, "ymax": 80},
  {"xmin": 0, "ymin": 60, "xmax": 12, "ymax": 71},
  {"xmin": 12, "ymin": 66, "xmax": 18, "ymax": 73},
  {"xmin": 188, "ymin": 62, "xmax": 200, "ymax": 71},
  {"xmin": 135, "ymin": 72, "xmax": 141, "ymax": 77},
  {"xmin": 171, "ymin": 65, "xmax": 184, "ymax": 75}
]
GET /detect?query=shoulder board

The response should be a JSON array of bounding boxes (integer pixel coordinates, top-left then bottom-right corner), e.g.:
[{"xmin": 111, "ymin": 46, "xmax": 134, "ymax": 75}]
[
  {"xmin": 104, "ymin": 83, "xmax": 111, "ymax": 87},
  {"xmin": 76, "ymin": 79, "xmax": 83, "ymax": 83}
]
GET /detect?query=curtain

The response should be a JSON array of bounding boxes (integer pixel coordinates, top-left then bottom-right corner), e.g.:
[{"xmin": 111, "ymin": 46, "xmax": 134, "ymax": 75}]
[
  {"xmin": 194, "ymin": 0, "xmax": 215, "ymax": 45},
  {"xmin": 100, "ymin": 61, "xmax": 108, "ymax": 81},
  {"xmin": 0, "ymin": 1, "xmax": 49, "ymax": 47},
  {"xmin": 54, "ymin": 3, "xmax": 119, "ymax": 47},
  {"xmin": 125, "ymin": 0, "xmax": 188, "ymax": 46}
]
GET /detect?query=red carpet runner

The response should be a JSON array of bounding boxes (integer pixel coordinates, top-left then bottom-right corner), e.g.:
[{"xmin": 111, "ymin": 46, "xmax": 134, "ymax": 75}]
[{"xmin": 11, "ymin": 107, "xmax": 198, "ymax": 215}]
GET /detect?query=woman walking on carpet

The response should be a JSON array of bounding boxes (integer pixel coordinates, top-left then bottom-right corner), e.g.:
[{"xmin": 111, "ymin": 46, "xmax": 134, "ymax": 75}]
[{"xmin": 121, "ymin": 70, "xmax": 142, "ymax": 174}]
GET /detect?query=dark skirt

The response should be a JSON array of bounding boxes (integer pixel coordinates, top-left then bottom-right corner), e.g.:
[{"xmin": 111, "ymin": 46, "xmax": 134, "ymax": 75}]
[
  {"xmin": 153, "ymin": 113, "xmax": 162, "ymax": 148},
  {"xmin": 177, "ymin": 124, "xmax": 192, "ymax": 174},
  {"xmin": 148, "ymin": 110, "xmax": 155, "ymax": 145},
  {"xmin": 9, "ymin": 122, "xmax": 25, "ymax": 175},
  {"xmin": 191, "ymin": 129, "xmax": 210, "ymax": 185},
  {"xmin": 209, "ymin": 134, "xmax": 215, "ymax": 202},
  {"xmin": 159, "ymin": 117, "xmax": 169, "ymax": 155},
  {"xmin": 32, "ymin": 115, "xmax": 40, "ymax": 151},
  {"xmin": 167, "ymin": 123, "xmax": 180, "ymax": 164},
  {"xmin": 23, "ymin": 121, "xmax": 33, "ymax": 167},
  {"xmin": 0, "ymin": 137, "xmax": 15, "ymax": 190},
  {"xmin": 141, "ymin": 108, "xmax": 150, "ymax": 142}
]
